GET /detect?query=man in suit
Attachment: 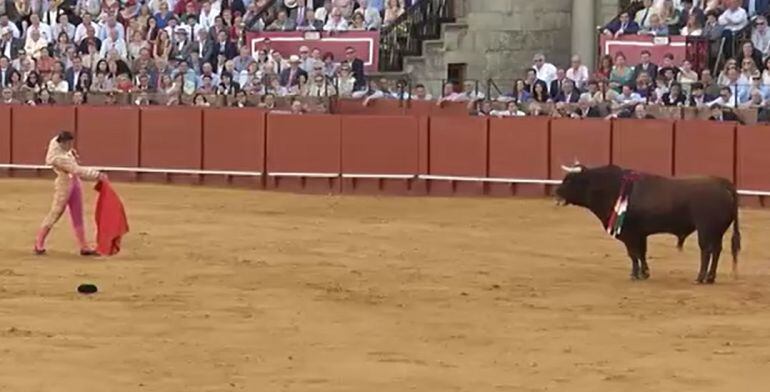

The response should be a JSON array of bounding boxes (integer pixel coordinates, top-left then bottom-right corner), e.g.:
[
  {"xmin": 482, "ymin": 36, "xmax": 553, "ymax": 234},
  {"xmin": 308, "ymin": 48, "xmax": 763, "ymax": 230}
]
[
  {"xmin": 602, "ymin": 11, "xmax": 640, "ymax": 37},
  {"xmin": 570, "ymin": 96, "xmax": 601, "ymax": 118},
  {"xmin": 213, "ymin": 30, "xmax": 237, "ymax": 62},
  {"xmin": 267, "ymin": 9, "xmax": 297, "ymax": 31},
  {"xmin": 65, "ymin": 56, "xmax": 90, "ymax": 91},
  {"xmin": 709, "ymin": 104, "xmax": 740, "ymax": 122},
  {"xmin": 344, "ymin": 46, "xmax": 365, "ymax": 91},
  {"xmin": 296, "ymin": 7, "xmax": 325, "ymax": 30},
  {"xmin": 279, "ymin": 55, "xmax": 308, "ymax": 87},
  {"xmin": 0, "ymin": 28, "xmax": 23, "ymax": 60},
  {"xmin": 632, "ymin": 50, "xmax": 658, "ymax": 82},
  {"xmin": 549, "ymin": 68, "xmax": 566, "ymax": 99},
  {"xmin": 553, "ymin": 79, "xmax": 580, "ymax": 103},
  {"xmin": 191, "ymin": 29, "xmax": 215, "ymax": 65},
  {"xmin": 0, "ymin": 56, "xmax": 14, "ymax": 88},
  {"xmin": 743, "ymin": 0, "xmax": 770, "ymax": 19},
  {"xmin": 170, "ymin": 27, "xmax": 193, "ymax": 62},
  {"xmin": 233, "ymin": 46, "xmax": 255, "ymax": 73}
]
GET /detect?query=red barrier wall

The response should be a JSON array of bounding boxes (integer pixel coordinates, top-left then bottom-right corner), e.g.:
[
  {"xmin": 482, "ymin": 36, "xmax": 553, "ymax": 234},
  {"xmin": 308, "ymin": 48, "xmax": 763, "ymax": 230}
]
[
  {"xmin": 266, "ymin": 113, "xmax": 342, "ymax": 193},
  {"xmin": 140, "ymin": 107, "xmax": 203, "ymax": 183},
  {"xmin": 1, "ymin": 106, "xmax": 767, "ymax": 207},
  {"xmin": 674, "ymin": 120, "xmax": 735, "ymax": 181},
  {"xmin": 202, "ymin": 108, "xmax": 265, "ymax": 187},
  {"xmin": 737, "ymin": 125, "xmax": 770, "ymax": 206},
  {"xmin": 335, "ymin": 99, "xmax": 406, "ymax": 116},
  {"xmin": 340, "ymin": 115, "xmax": 419, "ymax": 195},
  {"xmin": 11, "ymin": 106, "xmax": 76, "ymax": 166},
  {"xmin": 428, "ymin": 116, "xmax": 488, "ymax": 196},
  {"xmin": 612, "ymin": 119, "xmax": 675, "ymax": 177},
  {"xmin": 0, "ymin": 106, "xmax": 10, "ymax": 165},
  {"xmin": 549, "ymin": 118, "xmax": 612, "ymax": 180},
  {"xmin": 487, "ymin": 117, "xmax": 550, "ymax": 196}
]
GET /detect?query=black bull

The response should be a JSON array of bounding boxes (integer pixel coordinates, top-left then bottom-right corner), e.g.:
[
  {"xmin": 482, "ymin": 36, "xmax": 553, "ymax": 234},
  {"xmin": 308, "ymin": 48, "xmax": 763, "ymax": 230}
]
[{"xmin": 555, "ymin": 164, "xmax": 740, "ymax": 284}]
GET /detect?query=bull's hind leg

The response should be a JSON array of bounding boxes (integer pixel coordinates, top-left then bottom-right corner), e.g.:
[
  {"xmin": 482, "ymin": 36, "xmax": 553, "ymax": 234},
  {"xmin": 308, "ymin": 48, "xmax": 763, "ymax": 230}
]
[
  {"xmin": 696, "ymin": 231, "xmax": 713, "ymax": 284},
  {"xmin": 706, "ymin": 242, "xmax": 723, "ymax": 284},
  {"xmin": 638, "ymin": 237, "xmax": 650, "ymax": 280}
]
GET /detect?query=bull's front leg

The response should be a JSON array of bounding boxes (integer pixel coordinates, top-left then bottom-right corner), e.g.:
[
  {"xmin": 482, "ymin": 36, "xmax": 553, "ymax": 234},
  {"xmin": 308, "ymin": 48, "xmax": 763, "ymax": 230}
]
[{"xmin": 623, "ymin": 239, "xmax": 642, "ymax": 280}]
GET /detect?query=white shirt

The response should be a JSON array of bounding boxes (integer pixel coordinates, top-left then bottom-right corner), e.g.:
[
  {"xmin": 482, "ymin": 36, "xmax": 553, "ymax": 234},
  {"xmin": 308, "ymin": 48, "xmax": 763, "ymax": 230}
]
[
  {"xmin": 74, "ymin": 21, "xmax": 101, "ymax": 43},
  {"xmin": 99, "ymin": 23, "xmax": 126, "ymax": 41},
  {"xmin": 100, "ymin": 37, "xmax": 128, "ymax": 59},
  {"xmin": 199, "ymin": 8, "xmax": 220, "ymax": 31},
  {"xmin": 566, "ymin": 65, "xmax": 589, "ymax": 89},
  {"xmin": 719, "ymin": 7, "xmax": 749, "ymax": 32},
  {"xmin": 490, "ymin": 109, "xmax": 526, "ymax": 117},
  {"xmin": 26, "ymin": 23, "xmax": 53, "ymax": 43},
  {"xmin": 52, "ymin": 22, "xmax": 76, "ymax": 41},
  {"xmin": 0, "ymin": 22, "xmax": 21, "ymax": 39},
  {"xmin": 534, "ymin": 62, "xmax": 558, "ymax": 86},
  {"xmin": 707, "ymin": 96, "xmax": 737, "ymax": 108},
  {"xmin": 753, "ymin": 27, "xmax": 770, "ymax": 55},
  {"xmin": 324, "ymin": 18, "xmax": 349, "ymax": 31}
]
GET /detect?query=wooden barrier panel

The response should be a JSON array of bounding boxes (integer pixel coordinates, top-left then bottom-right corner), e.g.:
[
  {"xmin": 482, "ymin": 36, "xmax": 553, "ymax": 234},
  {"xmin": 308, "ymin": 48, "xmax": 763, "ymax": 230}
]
[
  {"xmin": 140, "ymin": 107, "xmax": 203, "ymax": 183},
  {"xmin": 340, "ymin": 115, "xmax": 419, "ymax": 195},
  {"xmin": 487, "ymin": 117, "xmax": 550, "ymax": 196},
  {"xmin": 266, "ymin": 113, "xmax": 342, "ymax": 193},
  {"xmin": 405, "ymin": 100, "xmax": 470, "ymax": 117},
  {"xmin": 202, "ymin": 108, "xmax": 265, "ymax": 187},
  {"xmin": 737, "ymin": 124, "xmax": 770, "ymax": 207},
  {"xmin": 335, "ymin": 98, "xmax": 406, "ymax": 115},
  {"xmin": 674, "ymin": 120, "xmax": 735, "ymax": 181},
  {"xmin": 11, "ymin": 106, "xmax": 76, "ymax": 167},
  {"xmin": 0, "ymin": 106, "xmax": 10, "ymax": 166},
  {"xmin": 428, "ymin": 116, "xmax": 488, "ymax": 196},
  {"xmin": 76, "ymin": 107, "xmax": 140, "ymax": 175},
  {"xmin": 612, "ymin": 119, "xmax": 675, "ymax": 176},
  {"xmin": 549, "ymin": 118, "xmax": 612, "ymax": 179}
]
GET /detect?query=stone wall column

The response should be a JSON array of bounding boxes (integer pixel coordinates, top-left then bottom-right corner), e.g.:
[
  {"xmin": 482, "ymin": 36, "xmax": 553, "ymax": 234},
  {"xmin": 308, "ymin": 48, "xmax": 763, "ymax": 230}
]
[{"xmin": 571, "ymin": 0, "xmax": 596, "ymax": 71}]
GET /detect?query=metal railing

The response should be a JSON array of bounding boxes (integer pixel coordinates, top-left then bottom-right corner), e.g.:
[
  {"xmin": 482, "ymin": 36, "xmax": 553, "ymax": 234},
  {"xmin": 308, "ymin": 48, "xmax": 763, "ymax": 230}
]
[{"xmin": 378, "ymin": 0, "xmax": 454, "ymax": 72}]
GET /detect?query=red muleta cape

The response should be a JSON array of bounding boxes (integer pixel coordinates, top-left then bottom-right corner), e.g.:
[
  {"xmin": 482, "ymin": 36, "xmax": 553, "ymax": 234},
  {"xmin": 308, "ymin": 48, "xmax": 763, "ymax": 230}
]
[{"xmin": 94, "ymin": 179, "xmax": 129, "ymax": 256}]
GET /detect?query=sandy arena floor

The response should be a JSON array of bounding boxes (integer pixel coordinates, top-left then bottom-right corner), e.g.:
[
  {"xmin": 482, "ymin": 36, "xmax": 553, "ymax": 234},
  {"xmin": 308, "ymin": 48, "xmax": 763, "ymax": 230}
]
[{"xmin": 1, "ymin": 179, "xmax": 770, "ymax": 391}]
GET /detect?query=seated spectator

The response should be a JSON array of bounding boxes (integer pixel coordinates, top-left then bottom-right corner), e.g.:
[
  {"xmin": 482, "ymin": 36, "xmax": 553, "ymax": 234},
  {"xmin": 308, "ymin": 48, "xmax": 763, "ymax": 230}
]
[
  {"xmin": 324, "ymin": 7, "xmax": 349, "ymax": 31},
  {"xmin": 632, "ymin": 103, "xmax": 656, "ymax": 119},
  {"xmin": 595, "ymin": 54, "xmax": 613, "ymax": 81},
  {"xmin": 741, "ymin": 87, "xmax": 766, "ymax": 108},
  {"xmin": 708, "ymin": 86, "xmax": 738, "ymax": 107},
  {"xmin": 719, "ymin": 0, "xmax": 749, "ymax": 57},
  {"xmin": 231, "ymin": 90, "xmax": 254, "ymax": 107},
  {"xmin": 680, "ymin": 0, "xmax": 706, "ymax": 27},
  {"xmin": 635, "ymin": 0, "xmax": 656, "ymax": 30},
  {"xmin": 661, "ymin": 82, "xmax": 686, "ymax": 106},
  {"xmin": 708, "ymin": 103, "xmax": 740, "ymax": 121},
  {"xmin": 34, "ymin": 88, "xmax": 56, "ymax": 105},
  {"xmin": 297, "ymin": 8, "xmax": 325, "ymax": 30},
  {"xmin": 307, "ymin": 73, "xmax": 336, "ymax": 97},
  {"xmin": 737, "ymin": 41, "xmax": 765, "ymax": 72},
  {"xmin": 461, "ymin": 80, "xmax": 485, "ymax": 101},
  {"xmin": 469, "ymin": 100, "xmax": 493, "ymax": 116},
  {"xmin": 490, "ymin": 101, "xmax": 526, "ymax": 117},
  {"xmin": 411, "ymin": 84, "xmax": 433, "ymax": 100},
  {"xmin": 724, "ymin": 66, "xmax": 751, "ymax": 102},
  {"xmin": 634, "ymin": 72, "xmax": 653, "ymax": 98},
  {"xmin": 681, "ymin": 13, "xmax": 704, "ymax": 35},
  {"xmin": 532, "ymin": 53, "xmax": 557, "ymax": 86},
  {"xmin": 703, "ymin": 10, "xmax": 725, "ymax": 40},
  {"xmin": 741, "ymin": 57, "xmax": 761, "ymax": 80},
  {"xmin": 268, "ymin": 10, "xmax": 297, "ymax": 31},
  {"xmin": 335, "ymin": 63, "xmax": 357, "ymax": 96},
  {"xmin": 633, "ymin": 50, "xmax": 658, "ymax": 82},
  {"xmin": 193, "ymin": 93, "xmax": 210, "ymax": 106},
  {"xmin": 554, "ymin": 79, "xmax": 579, "ymax": 103},
  {"xmin": 321, "ymin": 52, "xmax": 338, "ymax": 78},
  {"xmin": 71, "ymin": 90, "xmax": 86, "ymax": 105},
  {"xmin": 752, "ymin": 17, "xmax": 770, "ymax": 60},
  {"xmin": 614, "ymin": 83, "xmax": 644, "ymax": 110},
  {"xmin": 218, "ymin": 72, "xmax": 240, "ymax": 95},
  {"xmin": 642, "ymin": 14, "xmax": 670, "ymax": 36},
  {"xmin": 46, "ymin": 71, "xmax": 68, "ymax": 92},
  {"xmin": 657, "ymin": 53, "xmax": 679, "ymax": 80},
  {"xmin": 688, "ymin": 82, "xmax": 712, "ymax": 107},
  {"xmin": 609, "ymin": 52, "xmax": 634, "ymax": 92},
  {"xmin": 579, "ymin": 80, "xmax": 599, "ymax": 102},
  {"xmin": 383, "ymin": 0, "xmax": 405, "ymax": 26},
  {"xmin": 603, "ymin": 11, "xmax": 640, "ymax": 36},
  {"xmin": 743, "ymin": 0, "xmax": 770, "ymax": 20},
  {"xmin": 279, "ymin": 55, "xmax": 307, "ymax": 87},
  {"xmin": 677, "ymin": 59, "xmax": 699, "ymax": 88},
  {"xmin": 357, "ymin": 0, "xmax": 383, "ymax": 30},
  {"xmin": 549, "ymin": 68, "xmax": 566, "ymax": 99},
  {"xmin": 436, "ymin": 81, "xmax": 467, "ymax": 105},
  {"xmin": 566, "ymin": 54, "xmax": 589, "ymax": 90},
  {"xmin": 660, "ymin": 0, "xmax": 681, "ymax": 34},
  {"xmin": 290, "ymin": 98, "xmax": 305, "ymax": 114},
  {"xmin": 571, "ymin": 96, "xmax": 602, "ymax": 118},
  {"xmin": 350, "ymin": 13, "xmax": 367, "ymax": 30},
  {"xmin": 531, "ymin": 82, "xmax": 549, "ymax": 103}
]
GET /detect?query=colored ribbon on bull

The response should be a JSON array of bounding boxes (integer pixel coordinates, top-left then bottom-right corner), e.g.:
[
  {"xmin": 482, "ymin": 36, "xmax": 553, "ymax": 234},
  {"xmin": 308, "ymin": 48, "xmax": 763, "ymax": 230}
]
[{"xmin": 606, "ymin": 171, "xmax": 640, "ymax": 238}]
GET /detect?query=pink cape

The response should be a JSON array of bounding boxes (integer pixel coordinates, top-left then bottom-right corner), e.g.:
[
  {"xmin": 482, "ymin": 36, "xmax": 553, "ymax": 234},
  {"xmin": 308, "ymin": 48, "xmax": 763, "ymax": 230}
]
[{"xmin": 94, "ymin": 179, "xmax": 129, "ymax": 256}]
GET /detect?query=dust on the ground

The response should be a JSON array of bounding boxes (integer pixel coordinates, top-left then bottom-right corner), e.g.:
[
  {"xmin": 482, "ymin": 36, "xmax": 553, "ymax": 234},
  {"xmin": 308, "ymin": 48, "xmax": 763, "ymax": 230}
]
[{"xmin": 1, "ymin": 179, "xmax": 769, "ymax": 392}]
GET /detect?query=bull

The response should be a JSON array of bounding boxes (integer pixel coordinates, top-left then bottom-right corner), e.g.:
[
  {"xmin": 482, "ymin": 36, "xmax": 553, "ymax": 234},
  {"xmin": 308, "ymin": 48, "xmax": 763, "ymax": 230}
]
[{"xmin": 555, "ymin": 163, "xmax": 741, "ymax": 284}]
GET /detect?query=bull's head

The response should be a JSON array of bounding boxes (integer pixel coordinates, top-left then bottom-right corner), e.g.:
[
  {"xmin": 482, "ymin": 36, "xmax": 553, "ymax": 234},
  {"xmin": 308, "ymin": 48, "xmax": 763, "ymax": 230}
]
[{"xmin": 555, "ymin": 160, "xmax": 590, "ymax": 207}]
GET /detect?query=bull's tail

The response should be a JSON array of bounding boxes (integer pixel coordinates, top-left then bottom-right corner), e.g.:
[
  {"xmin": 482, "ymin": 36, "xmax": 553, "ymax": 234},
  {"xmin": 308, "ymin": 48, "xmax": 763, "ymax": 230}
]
[{"xmin": 730, "ymin": 184, "xmax": 742, "ymax": 278}]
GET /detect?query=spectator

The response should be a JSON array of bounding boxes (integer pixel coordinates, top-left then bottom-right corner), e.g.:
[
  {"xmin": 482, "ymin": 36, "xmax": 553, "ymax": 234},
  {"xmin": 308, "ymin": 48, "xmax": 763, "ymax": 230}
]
[
  {"xmin": 193, "ymin": 93, "xmax": 210, "ymax": 106},
  {"xmin": 231, "ymin": 89, "xmax": 253, "ymax": 107},
  {"xmin": 571, "ymin": 96, "xmax": 602, "ymax": 118},
  {"xmin": 708, "ymin": 103, "xmax": 740, "ymax": 121},
  {"xmin": 212, "ymin": 30, "xmax": 237, "ymax": 62},
  {"xmin": 511, "ymin": 79, "xmax": 530, "ymax": 102},
  {"xmin": 53, "ymin": 14, "xmax": 76, "ymax": 43},
  {"xmin": 741, "ymin": 57, "xmax": 760, "ymax": 80},
  {"xmin": 0, "ymin": 15, "xmax": 20, "ymax": 40},
  {"xmin": 661, "ymin": 82, "xmax": 686, "ymax": 106},
  {"xmin": 579, "ymin": 80, "xmax": 599, "ymax": 102},
  {"xmin": 0, "ymin": 56, "xmax": 12, "ymax": 87},
  {"xmin": 0, "ymin": 28, "xmax": 23, "ymax": 60},
  {"xmin": 603, "ymin": 11, "xmax": 640, "ymax": 36},
  {"xmin": 531, "ymin": 82, "xmax": 549, "ymax": 103},
  {"xmin": 737, "ymin": 41, "xmax": 764, "ymax": 72},
  {"xmin": 290, "ymin": 98, "xmax": 305, "ymax": 114},
  {"xmin": 321, "ymin": 52, "xmax": 337, "ymax": 78},
  {"xmin": 741, "ymin": 87, "xmax": 765, "ymax": 108},
  {"xmin": 27, "ymin": 14, "xmax": 53, "ymax": 44},
  {"xmin": 632, "ymin": 103, "xmax": 656, "ymax": 119},
  {"xmin": 218, "ymin": 72, "xmax": 240, "ymax": 95},
  {"xmin": 609, "ymin": 52, "xmax": 634, "ymax": 92},
  {"xmin": 677, "ymin": 59, "xmax": 698, "ymax": 92},
  {"xmin": 411, "ymin": 83, "xmax": 432, "ymax": 100},
  {"xmin": 719, "ymin": 0, "xmax": 749, "ymax": 57},
  {"xmin": 461, "ymin": 80, "xmax": 484, "ymax": 100},
  {"xmin": 681, "ymin": 12, "xmax": 704, "ymax": 35},
  {"xmin": 742, "ymin": 0, "xmax": 770, "ymax": 19},
  {"xmin": 1, "ymin": 86, "xmax": 16, "ymax": 103},
  {"xmin": 357, "ymin": 0, "xmax": 383, "ymax": 30},
  {"xmin": 635, "ymin": 0, "xmax": 656, "ymax": 29},
  {"xmin": 436, "ymin": 81, "xmax": 466, "ymax": 104},
  {"xmin": 680, "ymin": 0, "xmax": 706, "ymax": 28},
  {"xmin": 268, "ymin": 9, "xmax": 297, "ymax": 31},
  {"xmin": 490, "ymin": 101, "xmax": 526, "ymax": 117},
  {"xmin": 383, "ymin": 0, "xmax": 404, "ymax": 26},
  {"xmin": 297, "ymin": 8, "xmax": 324, "ymax": 30},
  {"xmin": 566, "ymin": 54, "xmax": 589, "ymax": 90},
  {"xmin": 324, "ymin": 7, "xmax": 349, "ymax": 31},
  {"xmin": 532, "ymin": 53, "xmax": 557, "ymax": 86},
  {"xmin": 350, "ymin": 12, "xmax": 366, "ymax": 30},
  {"xmin": 633, "ymin": 50, "xmax": 658, "ymax": 82},
  {"xmin": 708, "ymin": 86, "xmax": 738, "ymax": 107},
  {"xmin": 549, "ymin": 68, "xmax": 566, "ymax": 99},
  {"xmin": 336, "ymin": 62, "xmax": 356, "ymax": 96},
  {"xmin": 642, "ymin": 14, "xmax": 670, "ymax": 35},
  {"xmin": 343, "ymin": 46, "xmax": 365, "ymax": 91},
  {"xmin": 280, "ymin": 55, "xmax": 308, "ymax": 87},
  {"xmin": 469, "ymin": 99, "xmax": 493, "ymax": 116},
  {"xmin": 703, "ymin": 9, "xmax": 725, "ymax": 40},
  {"xmin": 660, "ymin": 0, "xmax": 681, "ymax": 33},
  {"xmin": 308, "ymin": 73, "xmax": 336, "ymax": 96},
  {"xmin": 614, "ymin": 83, "xmax": 644, "ymax": 110},
  {"xmin": 752, "ymin": 16, "xmax": 770, "ymax": 57},
  {"xmin": 595, "ymin": 54, "xmax": 613, "ymax": 81},
  {"xmin": 554, "ymin": 79, "xmax": 579, "ymax": 103},
  {"xmin": 688, "ymin": 82, "xmax": 710, "ymax": 107}
]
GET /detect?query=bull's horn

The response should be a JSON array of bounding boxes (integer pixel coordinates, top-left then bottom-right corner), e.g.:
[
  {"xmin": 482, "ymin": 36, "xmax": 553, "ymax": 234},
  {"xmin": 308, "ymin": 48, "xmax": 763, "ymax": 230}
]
[
  {"xmin": 573, "ymin": 157, "xmax": 581, "ymax": 165},
  {"xmin": 561, "ymin": 164, "xmax": 583, "ymax": 173}
]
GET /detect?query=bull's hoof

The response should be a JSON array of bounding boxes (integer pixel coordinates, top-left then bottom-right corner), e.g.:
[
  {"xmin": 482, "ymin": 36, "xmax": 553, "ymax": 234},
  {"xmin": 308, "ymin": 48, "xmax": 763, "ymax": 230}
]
[
  {"xmin": 630, "ymin": 273, "xmax": 641, "ymax": 281},
  {"xmin": 706, "ymin": 276, "xmax": 716, "ymax": 284},
  {"xmin": 640, "ymin": 270, "xmax": 650, "ymax": 280},
  {"xmin": 695, "ymin": 276, "xmax": 706, "ymax": 284}
]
